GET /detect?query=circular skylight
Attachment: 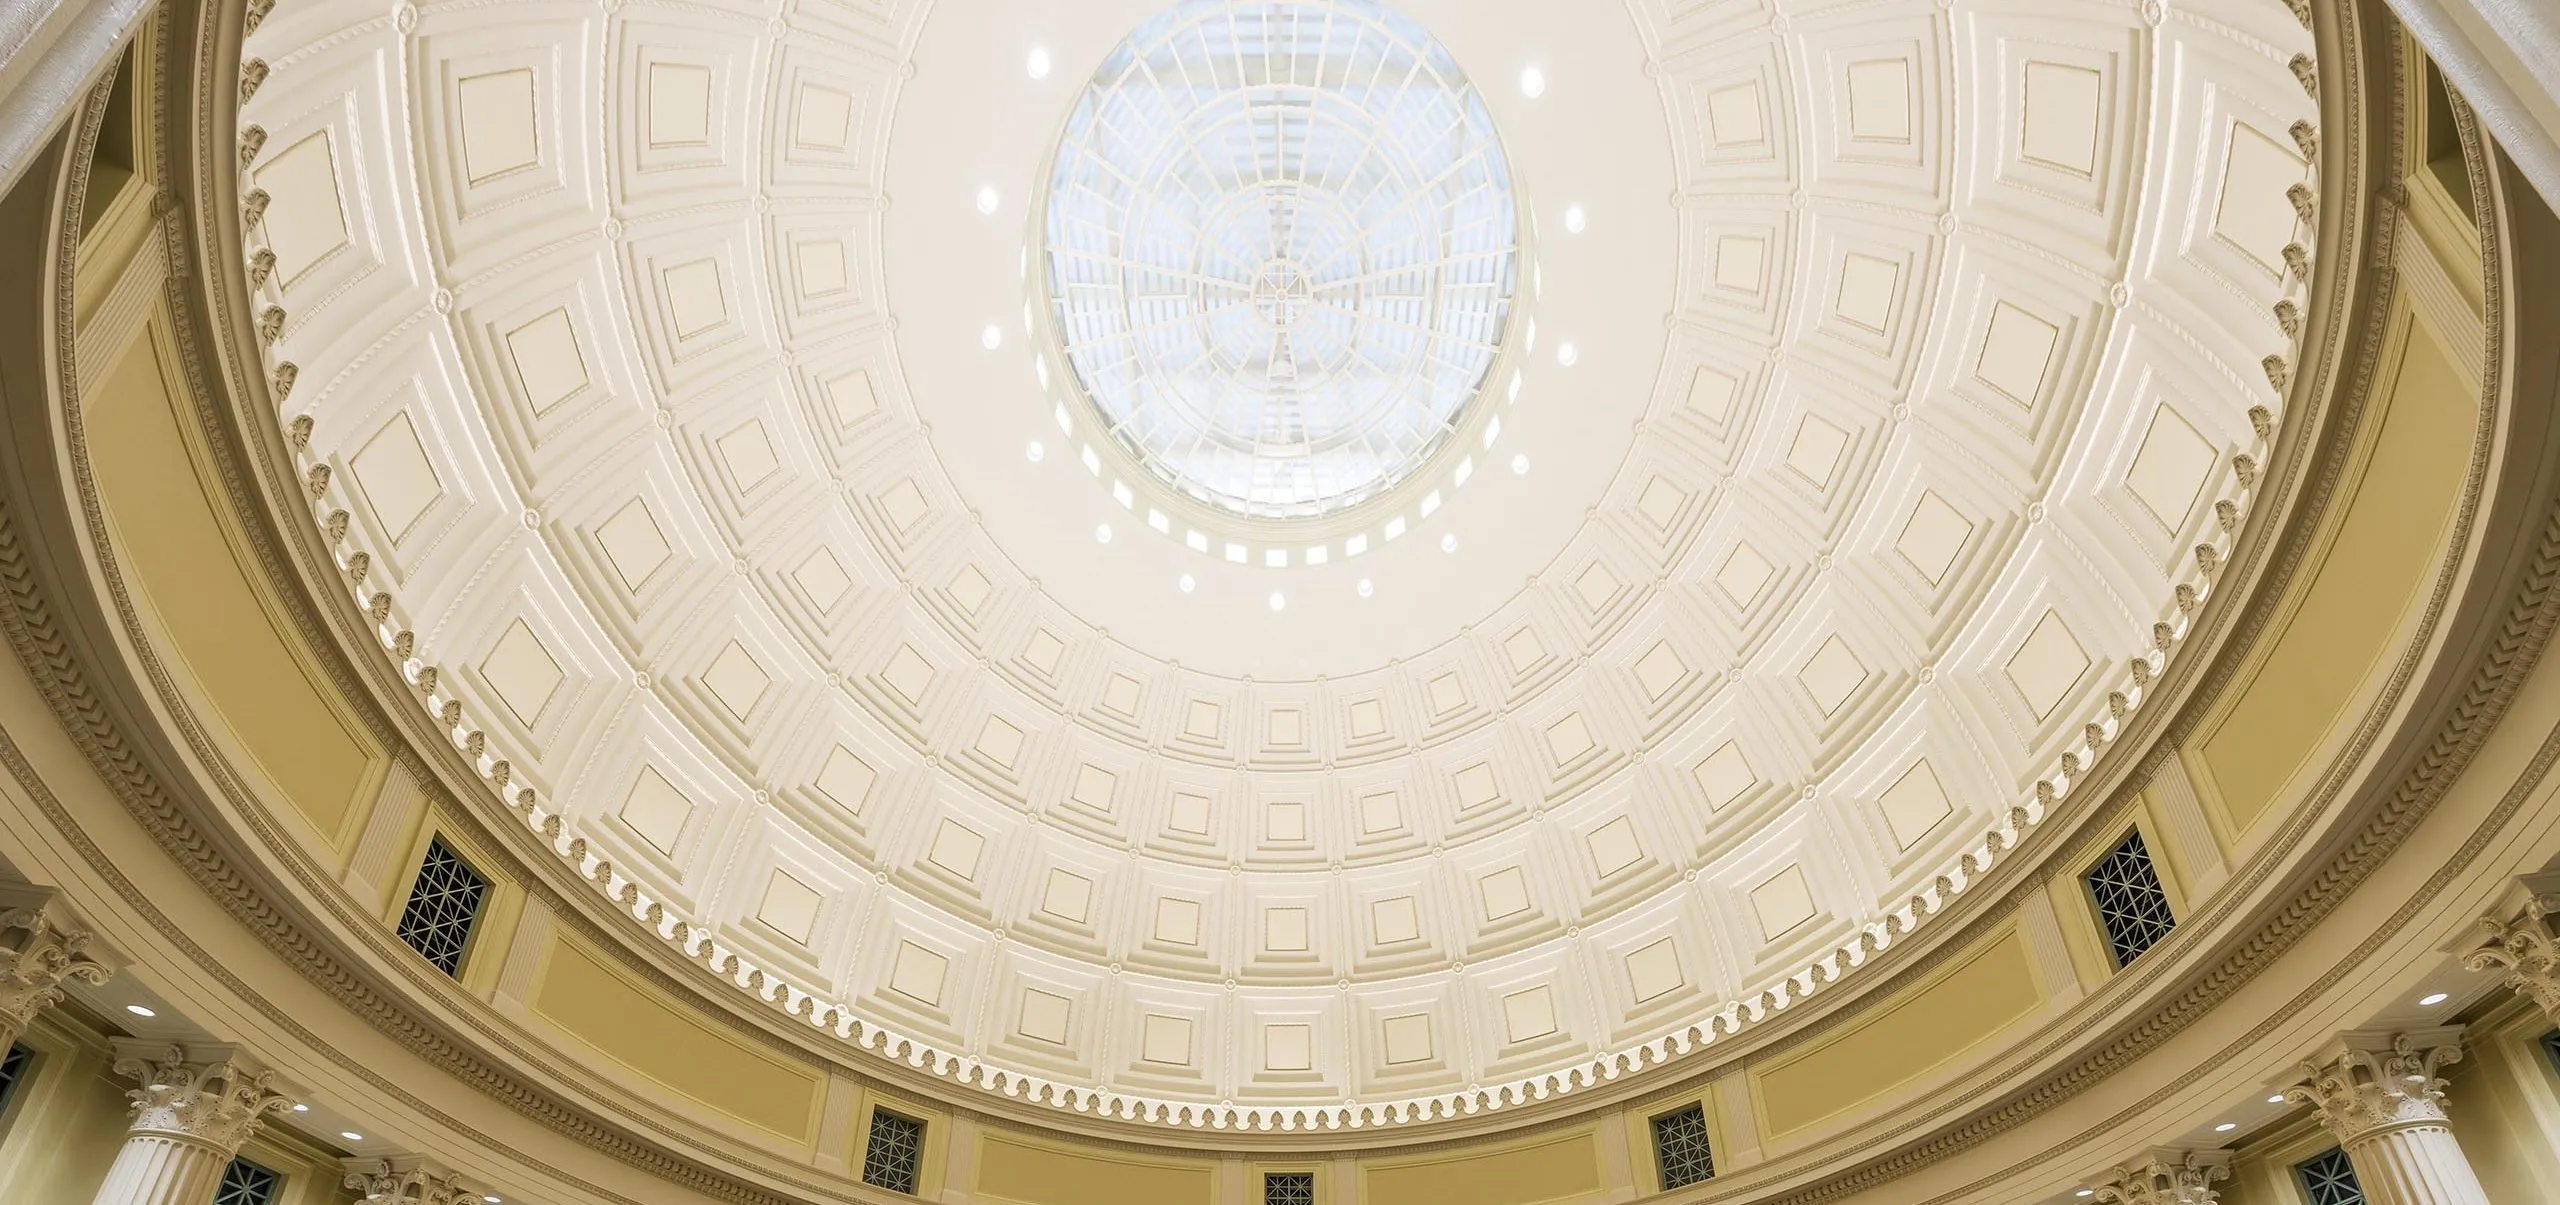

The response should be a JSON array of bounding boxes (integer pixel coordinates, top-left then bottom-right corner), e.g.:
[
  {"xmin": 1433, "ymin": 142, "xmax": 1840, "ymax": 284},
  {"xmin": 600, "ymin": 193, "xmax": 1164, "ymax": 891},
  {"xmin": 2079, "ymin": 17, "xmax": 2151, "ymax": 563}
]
[{"xmin": 1041, "ymin": 0, "xmax": 1519, "ymax": 521}]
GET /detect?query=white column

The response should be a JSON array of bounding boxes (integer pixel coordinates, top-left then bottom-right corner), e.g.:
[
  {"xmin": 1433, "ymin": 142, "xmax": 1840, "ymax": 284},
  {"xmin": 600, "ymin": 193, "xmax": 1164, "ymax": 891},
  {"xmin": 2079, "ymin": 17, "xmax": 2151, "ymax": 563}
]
[
  {"xmin": 2459, "ymin": 876, "xmax": 2560, "ymax": 1021},
  {"xmin": 91, "ymin": 1043, "xmax": 292, "ymax": 1205},
  {"xmin": 2091, "ymin": 1148, "xmax": 2231, "ymax": 1205},
  {"xmin": 0, "ymin": 884, "xmax": 113, "ymax": 1052},
  {"xmin": 2286, "ymin": 1029, "xmax": 2491, "ymax": 1205},
  {"xmin": 343, "ymin": 1156, "xmax": 480, "ymax": 1205}
]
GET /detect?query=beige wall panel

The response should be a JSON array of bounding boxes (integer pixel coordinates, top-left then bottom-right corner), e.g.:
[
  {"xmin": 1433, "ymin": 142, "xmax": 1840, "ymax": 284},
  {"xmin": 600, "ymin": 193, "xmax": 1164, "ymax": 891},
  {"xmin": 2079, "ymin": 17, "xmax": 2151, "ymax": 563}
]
[
  {"xmin": 1750, "ymin": 924, "xmax": 2043, "ymax": 1138},
  {"xmin": 0, "ymin": 1038, "xmax": 131, "ymax": 1203},
  {"xmin": 2439, "ymin": 1013, "xmax": 2560, "ymax": 1205},
  {"xmin": 81, "ymin": 320, "xmax": 379, "ymax": 852},
  {"xmin": 2195, "ymin": 318, "xmax": 2477, "ymax": 836},
  {"xmin": 973, "ymin": 1132, "xmax": 1215, "ymax": 1205},
  {"xmin": 1360, "ymin": 1129, "xmax": 1605, "ymax": 1205},
  {"xmin": 530, "ymin": 934, "xmax": 821, "ymax": 1142}
]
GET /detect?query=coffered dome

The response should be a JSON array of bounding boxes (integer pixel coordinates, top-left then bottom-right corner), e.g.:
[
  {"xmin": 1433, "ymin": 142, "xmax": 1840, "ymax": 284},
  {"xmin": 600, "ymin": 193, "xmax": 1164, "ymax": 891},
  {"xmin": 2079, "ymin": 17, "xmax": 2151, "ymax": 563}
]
[{"xmin": 235, "ymin": 0, "xmax": 2318, "ymax": 1134}]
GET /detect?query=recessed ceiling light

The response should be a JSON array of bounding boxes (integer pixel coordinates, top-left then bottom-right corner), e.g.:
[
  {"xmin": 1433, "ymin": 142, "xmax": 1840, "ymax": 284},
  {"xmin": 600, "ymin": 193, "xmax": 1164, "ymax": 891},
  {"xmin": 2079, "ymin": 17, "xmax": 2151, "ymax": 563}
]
[
  {"xmin": 486, "ymin": 1197, "xmax": 503, "ymax": 1204},
  {"xmin": 1356, "ymin": 579, "xmax": 1374, "ymax": 598},
  {"xmin": 1440, "ymin": 533, "xmax": 1459, "ymax": 553},
  {"xmin": 124, "ymin": 1004, "xmax": 155, "ymax": 1017},
  {"xmin": 340, "ymin": 1131, "xmax": 364, "ymax": 1142},
  {"xmin": 2077, "ymin": 1193, "xmax": 2095, "ymax": 1199},
  {"xmin": 1026, "ymin": 46, "xmax": 1052, "ymax": 79},
  {"xmin": 1564, "ymin": 204, "xmax": 1587, "ymax": 234},
  {"xmin": 2214, "ymin": 1122, "xmax": 2237, "ymax": 1132},
  {"xmin": 1511, "ymin": 453, "xmax": 1530, "ymax": 475},
  {"xmin": 976, "ymin": 186, "xmax": 1000, "ymax": 215},
  {"xmin": 1268, "ymin": 592, "xmax": 1286, "ymax": 612},
  {"xmin": 1519, "ymin": 66, "xmax": 1546, "ymax": 98},
  {"xmin": 981, "ymin": 325, "xmax": 1003, "ymax": 350},
  {"xmin": 2268, "ymin": 1094, "xmax": 2287, "ymax": 1104},
  {"xmin": 292, "ymin": 1104, "xmax": 309, "ymax": 1113},
  {"xmin": 1095, "ymin": 524, "xmax": 1113, "ymax": 544},
  {"xmin": 1025, "ymin": 441, "xmax": 1044, "ymax": 462},
  {"xmin": 2420, "ymin": 992, "xmax": 2449, "ymax": 1006},
  {"xmin": 1177, "ymin": 574, "xmax": 1195, "ymax": 593},
  {"xmin": 1557, "ymin": 342, "xmax": 1579, "ymax": 367}
]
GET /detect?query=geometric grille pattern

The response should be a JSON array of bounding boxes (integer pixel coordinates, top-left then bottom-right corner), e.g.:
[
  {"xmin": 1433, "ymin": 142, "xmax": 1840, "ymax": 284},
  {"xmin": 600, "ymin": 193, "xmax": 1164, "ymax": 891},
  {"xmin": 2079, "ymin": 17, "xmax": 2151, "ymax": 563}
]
[
  {"xmin": 2540, "ymin": 1028, "xmax": 2560, "ymax": 1076},
  {"xmin": 2085, "ymin": 828, "xmax": 2176, "ymax": 969},
  {"xmin": 860, "ymin": 1108, "xmax": 925, "ymax": 1194},
  {"xmin": 0, "ymin": 1043, "xmax": 31, "ymax": 1115},
  {"xmin": 214, "ymin": 1157, "xmax": 282, "ymax": 1205},
  {"xmin": 2294, "ymin": 1147, "xmax": 2364, "ymax": 1205},
  {"xmin": 394, "ymin": 837, "xmax": 490, "ymax": 976},
  {"xmin": 1650, "ymin": 1103, "xmax": 1715, "ymax": 1189},
  {"xmin": 1264, "ymin": 1171, "xmax": 1317, "ymax": 1205}
]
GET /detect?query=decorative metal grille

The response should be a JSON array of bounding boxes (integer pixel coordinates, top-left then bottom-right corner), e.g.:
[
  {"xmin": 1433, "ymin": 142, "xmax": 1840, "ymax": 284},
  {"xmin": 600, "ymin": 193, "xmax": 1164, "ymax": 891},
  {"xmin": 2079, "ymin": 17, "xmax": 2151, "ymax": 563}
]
[
  {"xmin": 1650, "ymin": 1103, "xmax": 1716, "ymax": 1189},
  {"xmin": 2295, "ymin": 1147, "xmax": 2364, "ymax": 1205},
  {"xmin": 0, "ymin": 1044, "xmax": 31, "ymax": 1114},
  {"xmin": 1042, "ymin": 0, "xmax": 1519, "ymax": 520},
  {"xmin": 215, "ymin": 1157, "xmax": 282, "ymax": 1205},
  {"xmin": 2085, "ymin": 829, "xmax": 2176, "ymax": 968},
  {"xmin": 395, "ymin": 836, "xmax": 490, "ymax": 976},
  {"xmin": 1264, "ymin": 1171, "xmax": 1317, "ymax": 1205},
  {"xmin": 861, "ymin": 1109, "xmax": 925, "ymax": 1194},
  {"xmin": 2540, "ymin": 1028, "xmax": 2560, "ymax": 1075}
]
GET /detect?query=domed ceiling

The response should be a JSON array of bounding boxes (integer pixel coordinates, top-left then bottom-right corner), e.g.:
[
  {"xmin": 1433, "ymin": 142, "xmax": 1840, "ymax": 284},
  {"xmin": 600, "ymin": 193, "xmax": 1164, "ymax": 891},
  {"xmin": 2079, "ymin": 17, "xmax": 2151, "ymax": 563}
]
[{"xmin": 235, "ymin": 0, "xmax": 2315, "ymax": 1132}]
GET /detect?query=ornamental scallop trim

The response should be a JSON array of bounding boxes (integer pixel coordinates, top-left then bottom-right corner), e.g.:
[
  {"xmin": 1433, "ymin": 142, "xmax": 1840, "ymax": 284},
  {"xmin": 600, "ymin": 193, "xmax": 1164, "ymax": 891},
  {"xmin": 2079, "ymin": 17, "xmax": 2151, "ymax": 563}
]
[{"xmin": 246, "ymin": 16, "xmax": 2315, "ymax": 1136}]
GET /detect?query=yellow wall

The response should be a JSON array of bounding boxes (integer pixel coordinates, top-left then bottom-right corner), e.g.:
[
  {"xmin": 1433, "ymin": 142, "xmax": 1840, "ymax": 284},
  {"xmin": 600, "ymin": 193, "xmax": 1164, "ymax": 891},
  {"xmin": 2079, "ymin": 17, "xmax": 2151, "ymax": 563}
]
[
  {"xmin": 80, "ymin": 315, "xmax": 381, "ymax": 855},
  {"xmin": 0, "ymin": 1029, "xmax": 135, "ymax": 1204},
  {"xmin": 975, "ymin": 1131, "xmax": 1217, "ymax": 1205},
  {"xmin": 1362, "ymin": 1129, "xmax": 1606, "ymax": 1205}
]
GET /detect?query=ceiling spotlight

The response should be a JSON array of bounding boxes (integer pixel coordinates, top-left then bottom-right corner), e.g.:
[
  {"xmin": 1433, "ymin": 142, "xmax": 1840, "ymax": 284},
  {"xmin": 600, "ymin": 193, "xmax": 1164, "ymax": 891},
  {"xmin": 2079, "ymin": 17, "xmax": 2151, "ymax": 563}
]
[
  {"xmin": 485, "ymin": 1198, "xmax": 503, "ymax": 1204},
  {"xmin": 1440, "ymin": 533, "xmax": 1459, "ymax": 553},
  {"xmin": 975, "ymin": 186, "xmax": 1000, "ymax": 215},
  {"xmin": 1557, "ymin": 342, "xmax": 1579, "ymax": 367},
  {"xmin": 1026, "ymin": 46, "xmax": 1052, "ymax": 79},
  {"xmin": 1178, "ymin": 574, "xmax": 1195, "ymax": 593},
  {"xmin": 2077, "ymin": 1193, "xmax": 2096, "ymax": 1200},
  {"xmin": 1268, "ymin": 592, "xmax": 1287, "ymax": 612},
  {"xmin": 981, "ymin": 325, "xmax": 1003, "ymax": 350},
  {"xmin": 1564, "ymin": 204, "xmax": 1587, "ymax": 234},
  {"xmin": 1519, "ymin": 66, "xmax": 1546, "ymax": 98},
  {"xmin": 1511, "ymin": 453, "xmax": 1530, "ymax": 475},
  {"xmin": 340, "ymin": 1131, "xmax": 364, "ymax": 1142},
  {"xmin": 2214, "ymin": 1123, "xmax": 2237, "ymax": 1133},
  {"xmin": 2420, "ymin": 992, "xmax": 2449, "ymax": 1006},
  {"xmin": 1026, "ymin": 441, "xmax": 1045, "ymax": 462},
  {"xmin": 124, "ymin": 1004, "xmax": 155, "ymax": 1018},
  {"xmin": 1357, "ymin": 579, "xmax": 1374, "ymax": 598},
  {"xmin": 1095, "ymin": 524, "xmax": 1113, "ymax": 544},
  {"xmin": 2268, "ymin": 1094, "xmax": 2288, "ymax": 1104},
  {"xmin": 292, "ymin": 1104, "xmax": 310, "ymax": 1113}
]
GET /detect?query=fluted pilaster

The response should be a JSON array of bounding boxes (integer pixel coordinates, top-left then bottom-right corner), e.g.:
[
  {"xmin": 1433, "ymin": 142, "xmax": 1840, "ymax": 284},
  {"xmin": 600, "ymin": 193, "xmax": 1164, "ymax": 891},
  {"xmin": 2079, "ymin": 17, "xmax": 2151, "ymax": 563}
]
[
  {"xmin": 344, "ymin": 1156, "xmax": 481, "ymax": 1205},
  {"xmin": 0, "ymin": 884, "xmax": 112, "ymax": 1052},
  {"xmin": 2286, "ymin": 1029, "xmax": 2490, "ymax": 1205},
  {"xmin": 90, "ymin": 1043, "xmax": 292, "ymax": 1205},
  {"xmin": 2091, "ymin": 1147, "xmax": 2230, "ymax": 1205},
  {"xmin": 2460, "ymin": 876, "xmax": 2560, "ymax": 1020}
]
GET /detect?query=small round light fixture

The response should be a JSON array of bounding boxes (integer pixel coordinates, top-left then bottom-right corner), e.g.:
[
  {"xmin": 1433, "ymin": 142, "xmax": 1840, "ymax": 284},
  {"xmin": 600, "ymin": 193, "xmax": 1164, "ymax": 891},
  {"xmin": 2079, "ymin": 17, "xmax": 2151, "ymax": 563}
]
[
  {"xmin": 340, "ymin": 1131, "xmax": 364, "ymax": 1142},
  {"xmin": 1356, "ymin": 579, "xmax": 1374, "ymax": 598},
  {"xmin": 2420, "ymin": 992, "xmax": 2449, "ymax": 1006},
  {"xmin": 1556, "ymin": 342, "xmax": 1579, "ymax": 367},
  {"xmin": 981, "ymin": 325, "xmax": 1003, "ymax": 350},
  {"xmin": 2077, "ymin": 1193, "xmax": 2096, "ymax": 1200},
  {"xmin": 1268, "ymin": 592, "xmax": 1287, "ymax": 612},
  {"xmin": 2214, "ymin": 1123, "xmax": 2237, "ymax": 1133},
  {"xmin": 976, "ymin": 186, "xmax": 1000, "ymax": 215},
  {"xmin": 1026, "ymin": 441, "xmax": 1045, "ymax": 462},
  {"xmin": 1440, "ymin": 532, "xmax": 1459, "ymax": 553},
  {"xmin": 1177, "ymin": 574, "xmax": 1195, "ymax": 593},
  {"xmin": 485, "ymin": 1198, "xmax": 504, "ymax": 1204},
  {"xmin": 2268, "ymin": 1095, "xmax": 2288, "ymax": 1104},
  {"xmin": 124, "ymin": 1004, "xmax": 155, "ymax": 1018},
  {"xmin": 292, "ymin": 1104, "xmax": 310, "ymax": 1113},
  {"xmin": 1563, "ymin": 204, "xmax": 1587, "ymax": 234},
  {"xmin": 1026, "ymin": 46, "xmax": 1052, "ymax": 79},
  {"xmin": 1511, "ymin": 453, "xmax": 1530, "ymax": 475},
  {"xmin": 1519, "ymin": 66, "xmax": 1546, "ymax": 98},
  {"xmin": 1095, "ymin": 523, "xmax": 1113, "ymax": 544}
]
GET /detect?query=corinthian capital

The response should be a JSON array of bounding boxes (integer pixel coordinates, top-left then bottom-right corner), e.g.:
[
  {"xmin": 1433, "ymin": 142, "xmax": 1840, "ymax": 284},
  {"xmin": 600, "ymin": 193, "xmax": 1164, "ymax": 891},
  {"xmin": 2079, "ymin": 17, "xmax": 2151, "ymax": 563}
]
[
  {"xmin": 2460, "ymin": 876, "xmax": 2560, "ymax": 1020},
  {"xmin": 2091, "ymin": 1148, "xmax": 2231, "ymax": 1205},
  {"xmin": 110, "ymin": 1042, "xmax": 293, "ymax": 1155},
  {"xmin": 2285, "ymin": 1028, "xmax": 2464, "ymax": 1144},
  {"xmin": 343, "ymin": 1156, "xmax": 478, "ymax": 1205},
  {"xmin": 0, "ymin": 886, "xmax": 114, "ymax": 1035}
]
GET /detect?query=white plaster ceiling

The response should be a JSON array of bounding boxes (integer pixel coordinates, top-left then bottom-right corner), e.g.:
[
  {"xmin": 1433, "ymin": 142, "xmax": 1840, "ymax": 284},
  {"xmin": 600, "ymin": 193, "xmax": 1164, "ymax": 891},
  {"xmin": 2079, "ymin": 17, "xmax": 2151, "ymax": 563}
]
[{"xmin": 236, "ymin": 0, "xmax": 2317, "ymax": 1132}]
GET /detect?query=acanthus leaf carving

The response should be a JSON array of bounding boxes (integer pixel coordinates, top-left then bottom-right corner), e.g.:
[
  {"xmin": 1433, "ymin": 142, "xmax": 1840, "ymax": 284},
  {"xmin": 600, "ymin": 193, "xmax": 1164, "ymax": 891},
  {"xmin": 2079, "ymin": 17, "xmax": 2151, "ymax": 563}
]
[
  {"xmin": 2284, "ymin": 1029, "xmax": 2464, "ymax": 1144},
  {"xmin": 109, "ymin": 1042, "xmax": 294, "ymax": 1155},
  {"xmin": 2091, "ymin": 1148, "xmax": 2232, "ymax": 1205},
  {"xmin": 0, "ymin": 890, "xmax": 113, "ymax": 1037}
]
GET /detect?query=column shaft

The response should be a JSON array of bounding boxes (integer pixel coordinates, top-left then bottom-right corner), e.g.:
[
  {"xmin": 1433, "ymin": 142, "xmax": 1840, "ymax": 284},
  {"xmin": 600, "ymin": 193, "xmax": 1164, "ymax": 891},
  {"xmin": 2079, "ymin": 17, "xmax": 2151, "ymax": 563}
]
[
  {"xmin": 88, "ymin": 1133, "xmax": 230, "ymax": 1205},
  {"xmin": 2344, "ymin": 1124, "xmax": 2493, "ymax": 1205}
]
